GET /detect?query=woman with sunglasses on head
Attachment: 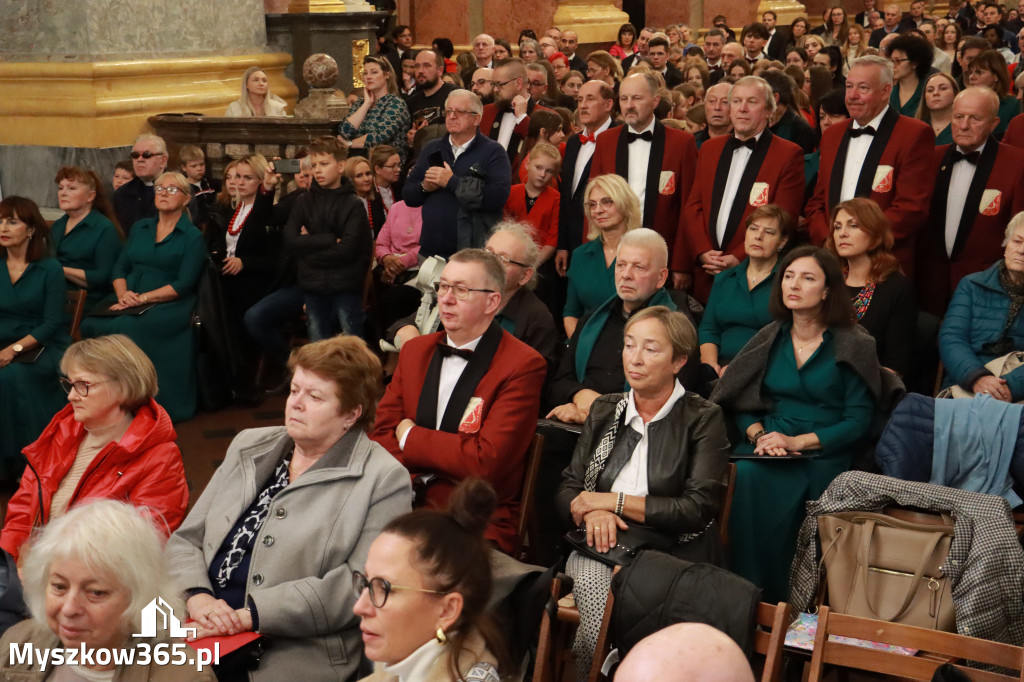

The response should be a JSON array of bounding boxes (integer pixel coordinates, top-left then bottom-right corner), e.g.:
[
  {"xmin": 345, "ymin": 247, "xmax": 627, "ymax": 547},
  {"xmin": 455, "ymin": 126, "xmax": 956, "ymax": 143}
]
[
  {"xmin": 80, "ymin": 172, "xmax": 206, "ymax": 423},
  {"xmin": 0, "ymin": 197, "xmax": 70, "ymax": 476},
  {"xmin": 339, "ymin": 56, "xmax": 412, "ymax": 163},
  {"xmin": 0, "ymin": 334, "xmax": 187, "ymax": 563},
  {"xmin": 354, "ymin": 478, "xmax": 511, "ymax": 682}
]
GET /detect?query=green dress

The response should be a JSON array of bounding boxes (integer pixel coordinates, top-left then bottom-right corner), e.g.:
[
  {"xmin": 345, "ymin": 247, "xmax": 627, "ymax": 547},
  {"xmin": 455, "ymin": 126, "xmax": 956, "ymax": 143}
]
[
  {"xmin": 50, "ymin": 209, "xmax": 123, "ymax": 311},
  {"xmin": 565, "ymin": 238, "xmax": 616, "ymax": 320},
  {"xmin": 890, "ymin": 78, "xmax": 926, "ymax": 117},
  {"xmin": 997, "ymin": 95, "xmax": 1022, "ymax": 137},
  {"xmin": 729, "ymin": 326, "xmax": 875, "ymax": 602},
  {"xmin": 0, "ymin": 258, "xmax": 70, "ymax": 471},
  {"xmin": 80, "ymin": 214, "xmax": 206, "ymax": 422},
  {"xmin": 934, "ymin": 124, "xmax": 953, "ymax": 146},
  {"xmin": 698, "ymin": 259, "xmax": 776, "ymax": 364}
]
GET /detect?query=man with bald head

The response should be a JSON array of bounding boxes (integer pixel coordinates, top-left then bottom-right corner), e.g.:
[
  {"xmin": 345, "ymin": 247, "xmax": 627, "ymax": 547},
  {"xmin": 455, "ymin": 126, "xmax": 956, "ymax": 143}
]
[
  {"xmin": 460, "ymin": 33, "xmax": 495, "ymax": 87},
  {"xmin": 405, "ymin": 49, "xmax": 455, "ymax": 118},
  {"xmin": 479, "ymin": 58, "xmax": 550, "ymax": 167},
  {"xmin": 804, "ymin": 56, "xmax": 935, "ymax": 275},
  {"xmin": 917, "ymin": 87, "xmax": 1024, "ymax": 315},
  {"xmin": 560, "ymin": 29, "xmax": 587, "ymax": 72},
  {"xmin": 695, "ymin": 82, "xmax": 734, "ymax": 146},
  {"xmin": 616, "ymin": 623, "xmax": 755, "ymax": 682},
  {"xmin": 590, "ymin": 73, "xmax": 697, "ymax": 285},
  {"xmin": 469, "ymin": 67, "xmax": 494, "ymax": 103},
  {"xmin": 720, "ymin": 41, "xmax": 744, "ymax": 68}
]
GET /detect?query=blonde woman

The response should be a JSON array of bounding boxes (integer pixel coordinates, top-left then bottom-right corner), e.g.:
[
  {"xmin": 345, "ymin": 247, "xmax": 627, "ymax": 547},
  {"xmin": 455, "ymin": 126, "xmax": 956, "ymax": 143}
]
[
  {"xmin": 225, "ymin": 66, "xmax": 288, "ymax": 118},
  {"xmin": 339, "ymin": 56, "xmax": 411, "ymax": 162}
]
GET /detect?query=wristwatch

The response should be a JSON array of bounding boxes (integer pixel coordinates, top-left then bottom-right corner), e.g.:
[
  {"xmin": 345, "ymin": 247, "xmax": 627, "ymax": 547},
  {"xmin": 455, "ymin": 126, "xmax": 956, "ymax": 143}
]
[{"xmin": 11, "ymin": 344, "xmax": 23, "ymax": 355}]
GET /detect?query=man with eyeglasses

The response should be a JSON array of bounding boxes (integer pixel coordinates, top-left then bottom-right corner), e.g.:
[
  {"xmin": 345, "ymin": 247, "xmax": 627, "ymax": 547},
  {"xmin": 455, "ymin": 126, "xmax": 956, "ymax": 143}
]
[
  {"xmin": 113, "ymin": 133, "xmax": 168, "ymax": 235},
  {"xmin": 371, "ymin": 248, "xmax": 546, "ymax": 553},
  {"xmin": 470, "ymin": 67, "xmax": 494, "ymax": 104},
  {"xmin": 479, "ymin": 58, "xmax": 550, "ymax": 167},
  {"xmin": 404, "ymin": 89, "xmax": 511, "ymax": 258},
  {"xmin": 405, "ymin": 49, "xmax": 455, "ymax": 118}
]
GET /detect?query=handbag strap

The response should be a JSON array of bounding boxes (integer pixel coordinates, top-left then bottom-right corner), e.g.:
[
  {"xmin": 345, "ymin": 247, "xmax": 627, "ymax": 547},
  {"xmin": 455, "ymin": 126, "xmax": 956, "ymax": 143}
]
[{"xmin": 856, "ymin": 519, "xmax": 945, "ymax": 622}]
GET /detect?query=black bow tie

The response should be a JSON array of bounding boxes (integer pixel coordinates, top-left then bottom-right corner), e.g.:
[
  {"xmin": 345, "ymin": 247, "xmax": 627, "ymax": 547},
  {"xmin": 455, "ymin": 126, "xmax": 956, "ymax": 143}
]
[
  {"xmin": 850, "ymin": 125, "xmax": 876, "ymax": 138},
  {"xmin": 626, "ymin": 130, "xmax": 654, "ymax": 143},
  {"xmin": 729, "ymin": 136, "xmax": 758, "ymax": 151},
  {"xmin": 951, "ymin": 149, "xmax": 981, "ymax": 165},
  {"xmin": 436, "ymin": 342, "xmax": 474, "ymax": 361}
]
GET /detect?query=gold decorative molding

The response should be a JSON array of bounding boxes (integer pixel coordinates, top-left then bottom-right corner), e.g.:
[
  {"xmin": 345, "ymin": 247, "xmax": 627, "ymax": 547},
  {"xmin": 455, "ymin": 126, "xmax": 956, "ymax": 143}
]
[
  {"xmin": 756, "ymin": 0, "xmax": 808, "ymax": 25},
  {"xmin": 0, "ymin": 53, "xmax": 297, "ymax": 147},
  {"xmin": 288, "ymin": 0, "xmax": 375, "ymax": 12},
  {"xmin": 553, "ymin": 0, "xmax": 630, "ymax": 44},
  {"xmin": 351, "ymin": 39, "xmax": 369, "ymax": 89}
]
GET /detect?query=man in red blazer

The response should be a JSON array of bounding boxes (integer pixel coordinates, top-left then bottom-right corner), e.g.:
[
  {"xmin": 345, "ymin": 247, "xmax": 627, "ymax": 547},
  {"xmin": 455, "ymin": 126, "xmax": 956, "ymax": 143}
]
[
  {"xmin": 916, "ymin": 88, "xmax": 1024, "ymax": 316},
  {"xmin": 675, "ymin": 76, "xmax": 805, "ymax": 302},
  {"xmin": 478, "ymin": 58, "xmax": 549, "ymax": 169},
  {"xmin": 371, "ymin": 249, "xmax": 547, "ymax": 553},
  {"xmin": 804, "ymin": 55, "xmax": 936, "ymax": 276},
  {"xmin": 590, "ymin": 73, "xmax": 697, "ymax": 288},
  {"xmin": 1003, "ymin": 112, "xmax": 1024, "ymax": 149}
]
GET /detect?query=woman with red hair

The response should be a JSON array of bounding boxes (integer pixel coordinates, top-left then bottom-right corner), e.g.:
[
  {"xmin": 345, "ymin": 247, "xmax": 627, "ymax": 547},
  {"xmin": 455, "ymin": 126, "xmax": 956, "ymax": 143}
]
[{"xmin": 825, "ymin": 197, "xmax": 916, "ymax": 376}]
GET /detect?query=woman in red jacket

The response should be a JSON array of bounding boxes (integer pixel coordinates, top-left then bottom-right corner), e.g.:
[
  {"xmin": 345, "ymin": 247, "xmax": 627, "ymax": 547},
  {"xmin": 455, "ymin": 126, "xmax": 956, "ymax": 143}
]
[{"xmin": 0, "ymin": 334, "xmax": 188, "ymax": 561}]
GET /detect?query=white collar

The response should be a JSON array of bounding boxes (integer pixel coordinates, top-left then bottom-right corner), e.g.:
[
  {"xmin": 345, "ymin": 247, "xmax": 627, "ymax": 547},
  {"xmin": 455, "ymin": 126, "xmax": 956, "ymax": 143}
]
[
  {"xmin": 586, "ymin": 117, "xmax": 613, "ymax": 138},
  {"xmin": 956, "ymin": 141, "xmax": 987, "ymax": 155},
  {"xmin": 627, "ymin": 118, "xmax": 657, "ymax": 136},
  {"xmin": 381, "ymin": 639, "xmax": 446, "ymax": 682},
  {"xmin": 444, "ymin": 333, "xmax": 485, "ymax": 351},
  {"xmin": 624, "ymin": 380, "xmax": 686, "ymax": 426},
  {"xmin": 854, "ymin": 106, "xmax": 889, "ymax": 131}
]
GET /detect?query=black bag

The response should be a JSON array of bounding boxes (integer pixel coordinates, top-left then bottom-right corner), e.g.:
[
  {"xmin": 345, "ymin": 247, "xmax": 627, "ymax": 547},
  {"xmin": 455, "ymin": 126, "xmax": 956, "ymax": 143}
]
[{"xmin": 564, "ymin": 523, "xmax": 676, "ymax": 567}]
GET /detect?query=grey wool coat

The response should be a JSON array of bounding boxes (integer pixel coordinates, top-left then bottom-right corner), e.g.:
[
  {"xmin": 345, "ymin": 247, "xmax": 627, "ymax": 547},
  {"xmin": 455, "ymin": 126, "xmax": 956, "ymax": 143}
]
[{"xmin": 166, "ymin": 426, "xmax": 413, "ymax": 682}]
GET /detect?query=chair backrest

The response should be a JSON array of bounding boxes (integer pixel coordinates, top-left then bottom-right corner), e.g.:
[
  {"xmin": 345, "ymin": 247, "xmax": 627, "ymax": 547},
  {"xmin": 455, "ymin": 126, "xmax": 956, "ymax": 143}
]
[
  {"xmin": 65, "ymin": 289, "xmax": 87, "ymax": 341},
  {"xmin": 752, "ymin": 602, "xmax": 789, "ymax": 682},
  {"xmin": 514, "ymin": 432, "xmax": 545, "ymax": 562},
  {"xmin": 807, "ymin": 605, "xmax": 1024, "ymax": 682},
  {"xmin": 719, "ymin": 462, "xmax": 737, "ymax": 551}
]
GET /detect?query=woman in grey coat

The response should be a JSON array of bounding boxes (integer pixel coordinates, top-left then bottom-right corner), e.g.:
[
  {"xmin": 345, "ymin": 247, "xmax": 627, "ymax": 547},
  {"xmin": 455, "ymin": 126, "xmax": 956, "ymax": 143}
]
[{"xmin": 166, "ymin": 336, "xmax": 412, "ymax": 681}]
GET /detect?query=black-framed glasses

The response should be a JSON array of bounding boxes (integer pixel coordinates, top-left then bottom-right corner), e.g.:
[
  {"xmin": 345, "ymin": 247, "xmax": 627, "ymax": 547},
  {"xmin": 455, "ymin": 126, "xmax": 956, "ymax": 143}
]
[
  {"xmin": 489, "ymin": 78, "xmax": 516, "ymax": 88},
  {"xmin": 59, "ymin": 378, "xmax": 108, "ymax": 397},
  {"xmin": 486, "ymin": 249, "xmax": 530, "ymax": 268},
  {"xmin": 130, "ymin": 151, "xmax": 164, "ymax": 160},
  {"xmin": 432, "ymin": 282, "xmax": 497, "ymax": 300},
  {"xmin": 352, "ymin": 571, "xmax": 446, "ymax": 608}
]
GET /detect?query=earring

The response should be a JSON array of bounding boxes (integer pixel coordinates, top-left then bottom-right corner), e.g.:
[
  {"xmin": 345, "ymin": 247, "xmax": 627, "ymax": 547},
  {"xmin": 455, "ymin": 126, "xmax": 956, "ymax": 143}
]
[{"xmin": 435, "ymin": 628, "xmax": 447, "ymax": 645}]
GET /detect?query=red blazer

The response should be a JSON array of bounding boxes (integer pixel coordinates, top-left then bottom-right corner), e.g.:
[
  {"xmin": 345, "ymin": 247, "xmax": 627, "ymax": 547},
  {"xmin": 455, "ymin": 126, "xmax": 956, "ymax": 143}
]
[
  {"xmin": 916, "ymin": 140, "xmax": 1024, "ymax": 316},
  {"xmin": 1004, "ymin": 113, "xmax": 1024, "ymax": 149},
  {"xmin": 677, "ymin": 130, "xmax": 805, "ymax": 302},
  {"xmin": 505, "ymin": 184, "xmax": 561, "ymax": 249},
  {"xmin": 590, "ymin": 121, "xmax": 698, "ymax": 268},
  {"xmin": 480, "ymin": 99, "xmax": 551, "ymax": 170},
  {"xmin": 804, "ymin": 109, "xmax": 936, "ymax": 276},
  {"xmin": 370, "ymin": 325, "xmax": 546, "ymax": 553}
]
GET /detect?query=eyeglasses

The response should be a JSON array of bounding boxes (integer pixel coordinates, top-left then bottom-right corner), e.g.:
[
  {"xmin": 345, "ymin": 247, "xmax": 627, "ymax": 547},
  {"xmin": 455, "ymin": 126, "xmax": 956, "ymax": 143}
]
[
  {"xmin": 381, "ymin": 163, "xmax": 402, "ymax": 170},
  {"xmin": 130, "ymin": 151, "xmax": 164, "ymax": 160},
  {"xmin": 444, "ymin": 108, "xmax": 478, "ymax": 118},
  {"xmin": 584, "ymin": 197, "xmax": 616, "ymax": 211},
  {"xmin": 889, "ymin": 57, "xmax": 908, "ymax": 66},
  {"xmin": 489, "ymin": 78, "xmax": 517, "ymax": 88},
  {"xmin": 352, "ymin": 571, "xmax": 446, "ymax": 608},
  {"xmin": 528, "ymin": 80, "xmax": 547, "ymax": 88},
  {"xmin": 486, "ymin": 249, "xmax": 530, "ymax": 268},
  {"xmin": 433, "ymin": 282, "xmax": 497, "ymax": 300},
  {"xmin": 59, "ymin": 378, "xmax": 108, "ymax": 397},
  {"xmin": 154, "ymin": 185, "xmax": 183, "ymax": 195}
]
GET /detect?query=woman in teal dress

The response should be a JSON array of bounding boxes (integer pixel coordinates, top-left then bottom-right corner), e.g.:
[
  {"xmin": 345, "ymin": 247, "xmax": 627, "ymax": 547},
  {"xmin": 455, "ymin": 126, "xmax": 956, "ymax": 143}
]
[
  {"xmin": 888, "ymin": 35, "xmax": 932, "ymax": 117},
  {"xmin": 710, "ymin": 246, "xmax": 904, "ymax": 602},
  {"xmin": 50, "ymin": 166, "xmax": 123, "ymax": 311},
  {"xmin": 916, "ymin": 72, "xmax": 957, "ymax": 145},
  {"xmin": 700, "ymin": 205, "xmax": 793, "ymax": 375},
  {"xmin": 0, "ymin": 197, "xmax": 70, "ymax": 474},
  {"xmin": 80, "ymin": 172, "xmax": 206, "ymax": 423},
  {"xmin": 563, "ymin": 174, "xmax": 640, "ymax": 337},
  {"xmin": 966, "ymin": 50, "xmax": 1022, "ymax": 136},
  {"xmin": 338, "ymin": 56, "xmax": 411, "ymax": 163}
]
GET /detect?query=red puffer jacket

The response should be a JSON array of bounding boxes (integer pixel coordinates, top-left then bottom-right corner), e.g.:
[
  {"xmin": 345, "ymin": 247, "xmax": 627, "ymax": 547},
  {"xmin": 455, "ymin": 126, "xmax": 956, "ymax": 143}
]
[{"xmin": 0, "ymin": 398, "xmax": 189, "ymax": 561}]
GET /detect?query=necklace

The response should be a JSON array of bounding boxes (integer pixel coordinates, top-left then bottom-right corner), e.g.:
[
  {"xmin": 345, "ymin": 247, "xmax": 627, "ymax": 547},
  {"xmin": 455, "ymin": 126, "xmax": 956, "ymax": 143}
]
[
  {"xmin": 794, "ymin": 334, "xmax": 822, "ymax": 356},
  {"xmin": 746, "ymin": 266, "xmax": 773, "ymax": 286}
]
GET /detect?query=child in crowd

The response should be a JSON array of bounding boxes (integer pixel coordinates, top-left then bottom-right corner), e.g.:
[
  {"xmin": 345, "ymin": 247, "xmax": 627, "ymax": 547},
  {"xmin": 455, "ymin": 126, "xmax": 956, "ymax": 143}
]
[
  {"xmin": 505, "ymin": 142, "xmax": 560, "ymax": 267},
  {"xmin": 179, "ymin": 144, "xmax": 219, "ymax": 230},
  {"xmin": 684, "ymin": 103, "xmax": 708, "ymax": 136},
  {"xmin": 111, "ymin": 160, "xmax": 134, "ymax": 191}
]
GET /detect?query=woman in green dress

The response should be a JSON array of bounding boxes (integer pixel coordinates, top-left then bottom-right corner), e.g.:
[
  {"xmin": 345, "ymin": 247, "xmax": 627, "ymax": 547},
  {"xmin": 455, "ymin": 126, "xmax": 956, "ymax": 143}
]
[
  {"xmin": 563, "ymin": 174, "xmax": 640, "ymax": 337},
  {"xmin": 0, "ymin": 197, "xmax": 70, "ymax": 474},
  {"xmin": 699, "ymin": 205, "xmax": 793, "ymax": 376},
  {"xmin": 50, "ymin": 166, "xmax": 123, "ymax": 311},
  {"xmin": 80, "ymin": 172, "xmax": 207, "ymax": 423},
  {"xmin": 916, "ymin": 72, "xmax": 958, "ymax": 146},
  {"xmin": 710, "ymin": 246, "xmax": 904, "ymax": 602},
  {"xmin": 888, "ymin": 35, "xmax": 933, "ymax": 117}
]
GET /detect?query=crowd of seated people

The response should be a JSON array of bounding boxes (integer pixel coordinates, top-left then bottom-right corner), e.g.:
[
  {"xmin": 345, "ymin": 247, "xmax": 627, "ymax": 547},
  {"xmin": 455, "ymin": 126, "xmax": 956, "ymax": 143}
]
[{"xmin": 9, "ymin": 6, "xmax": 1024, "ymax": 678}]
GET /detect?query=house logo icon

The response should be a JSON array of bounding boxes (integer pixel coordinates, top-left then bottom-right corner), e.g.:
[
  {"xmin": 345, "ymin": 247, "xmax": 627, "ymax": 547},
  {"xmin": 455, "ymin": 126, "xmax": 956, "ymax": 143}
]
[{"xmin": 134, "ymin": 597, "xmax": 197, "ymax": 638}]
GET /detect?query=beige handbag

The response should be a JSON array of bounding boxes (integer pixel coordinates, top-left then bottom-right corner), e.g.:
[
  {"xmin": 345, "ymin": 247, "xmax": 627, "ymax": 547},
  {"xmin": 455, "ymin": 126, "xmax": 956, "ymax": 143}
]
[
  {"xmin": 817, "ymin": 509, "xmax": 956, "ymax": 631},
  {"xmin": 942, "ymin": 351, "xmax": 1024, "ymax": 400}
]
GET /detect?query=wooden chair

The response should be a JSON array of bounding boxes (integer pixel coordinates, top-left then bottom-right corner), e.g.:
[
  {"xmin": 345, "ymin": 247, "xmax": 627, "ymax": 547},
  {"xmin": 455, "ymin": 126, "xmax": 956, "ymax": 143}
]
[
  {"xmin": 719, "ymin": 462, "xmax": 738, "ymax": 552},
  {"xmin": 752, "ymin": 602, "xmax": 790, "ymax": 682},
  {"xmin": 807, "ymin": 605, "xmax": 1024, "ymax": 681},
  {"xmin": 65, "ymin": 289, "xmax": 87, "ymax": 341},
  {"xmin": 513, "ymin": 433, "xmax": 545, "ymax": 562}
]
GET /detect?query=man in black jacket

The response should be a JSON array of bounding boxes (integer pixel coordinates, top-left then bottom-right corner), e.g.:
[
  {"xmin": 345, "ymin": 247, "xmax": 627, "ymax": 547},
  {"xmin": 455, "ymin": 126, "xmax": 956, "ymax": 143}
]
[{"xmin": 113, "ymin": 134, "xmax": 167, "ymax": 234}]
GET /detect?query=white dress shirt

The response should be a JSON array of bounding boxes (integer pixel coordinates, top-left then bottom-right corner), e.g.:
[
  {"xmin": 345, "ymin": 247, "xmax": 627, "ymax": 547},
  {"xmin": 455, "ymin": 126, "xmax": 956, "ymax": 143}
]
[
  {"xmin": 497, "ymin": 109, "xmax": 527, "ymax": 151},
  {"xmin": 611, "ymin": 381, "xmax": 687, "ymax": 496},
  {"xmin": 840, "ymin": 106, "xmax": 889, "ymax": 202},
  {"xmin": 715, "ymin": 130, "xmax": 763, "ymax": 246},
  {"xmin": 225, "ymin": 202, "xmax": 254, "ymax": 258},
  {"xmin": 626, "ymin": 118, "xmax": 657, "ymax": 208},
  {"xmin": 945, "ymin": 142, "xmax": 986, "ymax": 257},
  {"xmin": 451, "ymin": 135, "xmax": 475, "ymax": 161},
  {"xmin": 380, "ymin": 639, "xmax": 445, "ymax": 682},
  {"xmin": 573, "ymin": 117, "xmax": 613, "ymax": 194}
]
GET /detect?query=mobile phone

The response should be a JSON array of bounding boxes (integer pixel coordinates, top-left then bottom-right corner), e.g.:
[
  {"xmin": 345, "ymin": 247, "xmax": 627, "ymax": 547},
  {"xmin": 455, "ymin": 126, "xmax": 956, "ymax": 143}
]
[
  {"xmin": 272, "ymin": 158, "xmax": 302, "ymax": 174},
  {"xmin": 428, "ymin": 150, "xmax": 445, "ymax": 167}
]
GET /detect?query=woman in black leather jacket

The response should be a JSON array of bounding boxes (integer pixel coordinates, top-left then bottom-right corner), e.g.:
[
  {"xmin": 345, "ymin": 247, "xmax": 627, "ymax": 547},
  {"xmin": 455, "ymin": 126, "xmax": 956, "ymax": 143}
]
[{"xmin": 555, "ymin": 305, "xmax": 731, "ymax": 682}]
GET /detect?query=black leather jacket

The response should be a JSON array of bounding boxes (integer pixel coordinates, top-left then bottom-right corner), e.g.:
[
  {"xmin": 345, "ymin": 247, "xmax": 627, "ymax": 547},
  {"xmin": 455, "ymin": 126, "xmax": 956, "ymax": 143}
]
[{"xmin": 555, "ymin": 391, "xmax": 731, "ymax": 535}]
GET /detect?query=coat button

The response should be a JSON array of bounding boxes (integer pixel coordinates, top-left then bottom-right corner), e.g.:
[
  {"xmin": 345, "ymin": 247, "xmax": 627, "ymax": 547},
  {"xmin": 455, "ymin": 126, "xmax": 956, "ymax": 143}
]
[
  {"xmin": 275, "ymin": 508, "xmax": 287, "ymax": 519},
  {"xmin": 263, "ymin": 536, "xmax": 274, "ymax": 547},
  {"xmin": 252, "ymin": 574, "xmax": 264, "ymax": 586}
]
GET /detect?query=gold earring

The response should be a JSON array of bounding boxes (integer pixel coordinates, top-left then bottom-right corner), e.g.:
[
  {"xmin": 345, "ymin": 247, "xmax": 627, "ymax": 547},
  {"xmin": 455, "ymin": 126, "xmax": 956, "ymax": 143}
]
[{"xmin": 435, "ymin": 628, "xmax": 447, "ymax": 645}]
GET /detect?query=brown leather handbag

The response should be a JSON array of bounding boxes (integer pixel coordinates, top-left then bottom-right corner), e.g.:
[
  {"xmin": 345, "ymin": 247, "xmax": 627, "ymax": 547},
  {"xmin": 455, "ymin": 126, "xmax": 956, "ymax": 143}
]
[{"xmin": 817, "ymin": 508, "xmax": 956, "ymax": 631}]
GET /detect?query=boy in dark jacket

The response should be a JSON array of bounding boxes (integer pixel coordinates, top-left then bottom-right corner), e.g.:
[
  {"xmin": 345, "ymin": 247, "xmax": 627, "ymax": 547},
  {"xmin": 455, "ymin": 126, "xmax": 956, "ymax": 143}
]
[{"xmin": 284, "ymin": 136, "xmax": 372, "ymax": 338}]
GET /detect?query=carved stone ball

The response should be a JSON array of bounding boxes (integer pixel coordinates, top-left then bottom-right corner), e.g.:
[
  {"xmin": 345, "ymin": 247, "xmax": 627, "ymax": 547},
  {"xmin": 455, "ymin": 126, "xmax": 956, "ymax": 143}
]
[{"xmin": 303, "ymin": 53, "xmax": 339, "ymax": 89}]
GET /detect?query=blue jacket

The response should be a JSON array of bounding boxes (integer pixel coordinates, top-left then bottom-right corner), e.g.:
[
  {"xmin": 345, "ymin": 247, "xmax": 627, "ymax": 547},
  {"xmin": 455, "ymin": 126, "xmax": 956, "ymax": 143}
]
[{"xmin": 939, "ymin": 261, "xmax": 1024, "ymax": 399}]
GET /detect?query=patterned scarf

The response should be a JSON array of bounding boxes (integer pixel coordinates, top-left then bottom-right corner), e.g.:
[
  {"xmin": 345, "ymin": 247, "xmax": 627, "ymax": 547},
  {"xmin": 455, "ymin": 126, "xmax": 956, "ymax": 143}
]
[
  {"xmin": 988, "ymin": 260, "xmax": 1024, "ymax": 356},
  {"xmin": 583, "ymin": 395, "xmax": 630, "ymax": 492}
]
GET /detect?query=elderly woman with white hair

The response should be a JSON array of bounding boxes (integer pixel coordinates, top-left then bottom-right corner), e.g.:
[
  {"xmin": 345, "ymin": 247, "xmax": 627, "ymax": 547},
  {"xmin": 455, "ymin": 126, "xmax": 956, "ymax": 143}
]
[
  {"xmin": 0, "ymin": 500, "xmax": 215, "ymax": 680},
  {"xmin": 940, "ymin": 213, "xmax": 1024, "ymax": 402},
  {"xmin": 225, "ymin": 66, "xmax": 288, "ymax": 118}
]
